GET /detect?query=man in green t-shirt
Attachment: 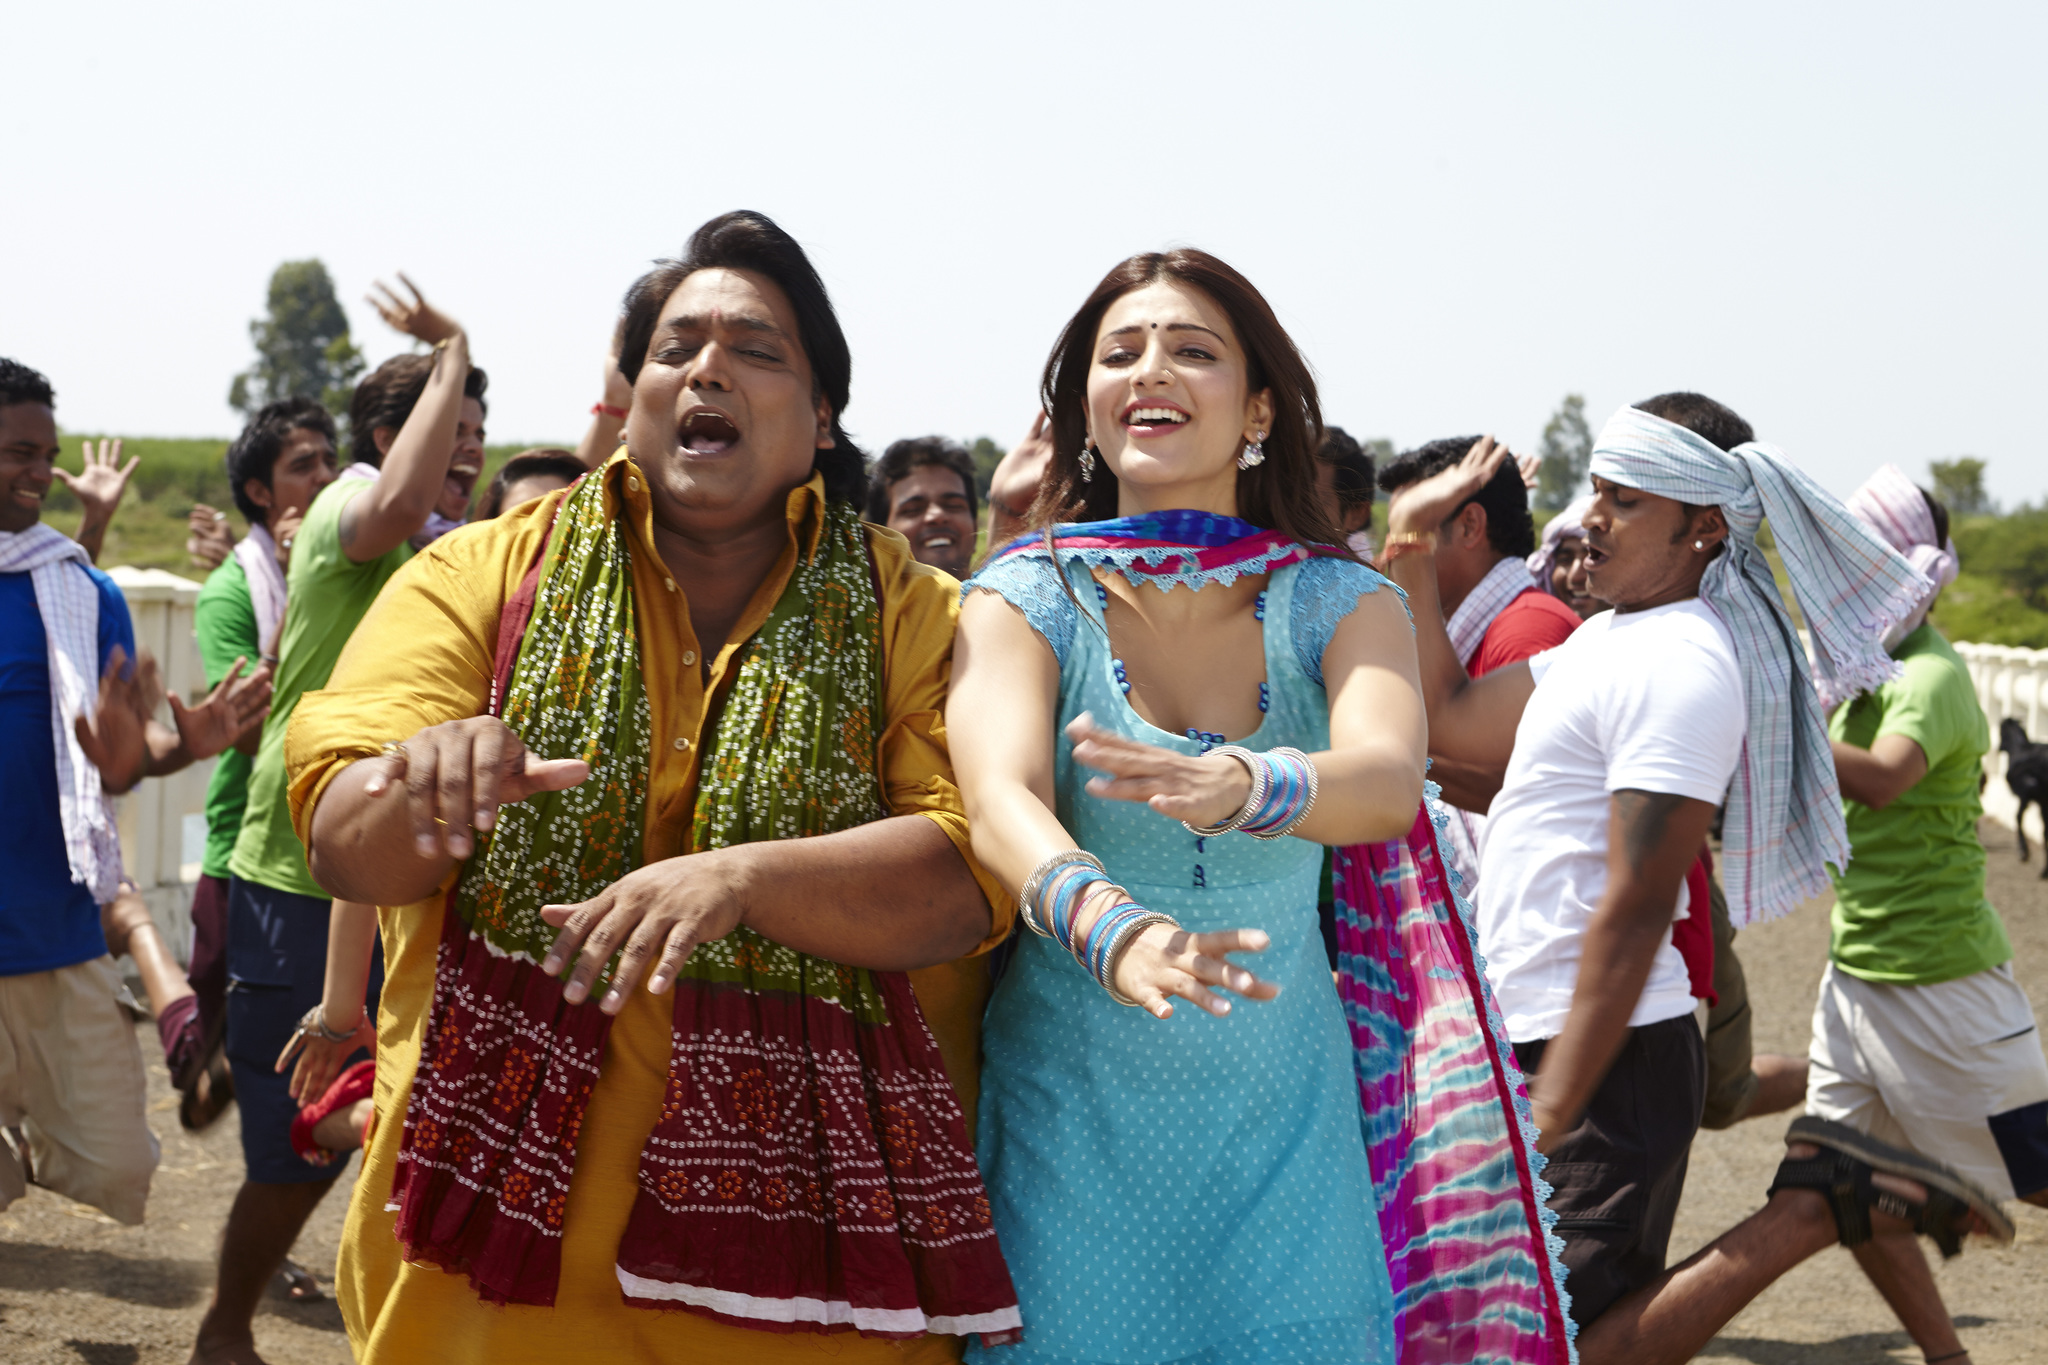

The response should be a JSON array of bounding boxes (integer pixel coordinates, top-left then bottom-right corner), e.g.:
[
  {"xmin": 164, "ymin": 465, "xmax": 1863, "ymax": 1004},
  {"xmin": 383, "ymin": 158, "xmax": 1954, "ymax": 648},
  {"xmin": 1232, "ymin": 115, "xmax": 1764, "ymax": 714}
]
[
  {"xmin": 194, "ymin": 278, "xmax": 488, "ymax": 1365},
  {"xmin": 1813, "ymin": 469, "xmax": 2048, "ymax": 1365},
  {"xmin": 173, "ymin": 397, "xmax": 339, "ymax": 1130}
]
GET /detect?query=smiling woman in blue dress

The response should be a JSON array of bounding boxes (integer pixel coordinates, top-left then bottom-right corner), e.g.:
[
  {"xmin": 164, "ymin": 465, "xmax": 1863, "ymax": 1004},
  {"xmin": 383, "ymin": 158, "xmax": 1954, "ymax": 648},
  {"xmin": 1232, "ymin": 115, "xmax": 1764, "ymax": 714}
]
[{"xmin": 946, "ymin": 250, "xmax": 1574, "ymax": 1365}]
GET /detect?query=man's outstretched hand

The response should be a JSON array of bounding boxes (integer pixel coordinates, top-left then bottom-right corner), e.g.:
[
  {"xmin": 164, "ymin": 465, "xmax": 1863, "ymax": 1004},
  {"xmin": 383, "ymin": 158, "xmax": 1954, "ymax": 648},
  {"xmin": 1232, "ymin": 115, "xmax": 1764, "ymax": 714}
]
[
  {"xmin": 169, "ymin": 657, "xmax": 274, "ymax": 762},
  {"xmin": 364, "ymin": 716, "xmax": 590, "ymax": 861},
  {"xmin": 58, "ymin": 439, "xmax": 141, "ymax": 564},
  {"xmin": 1384, "ymin": 434, "xmax": 1515, "ymax": 538},
  {"xmin": 74, "ymin": 645, "xmax": 149, "ymax": 793},
  {"xmin": 186, "ymin": 504, "xmax": 235, "ymax": 570},
  {"xmin": 367, "ymin": 273, "xmax": 461, "ymax": 346}
]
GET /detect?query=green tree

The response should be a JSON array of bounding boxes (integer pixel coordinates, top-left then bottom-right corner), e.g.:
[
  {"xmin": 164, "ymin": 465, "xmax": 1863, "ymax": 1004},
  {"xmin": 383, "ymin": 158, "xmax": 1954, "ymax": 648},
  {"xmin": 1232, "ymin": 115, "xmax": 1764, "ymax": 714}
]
[
  {"xmin": 1534, "ymin": 394, "xmax": 1592, "ymax": 511},
  {"xmin": 1928, "ymin": 457, "xmax": 1990, "ymax": 517},
  {"xmin": 968, "ymin": 436, "xmax": 1003, "ymax": 500},
  {"xmin": 228, "ymin": 259, "xmax": 365, "ymax": 418}
]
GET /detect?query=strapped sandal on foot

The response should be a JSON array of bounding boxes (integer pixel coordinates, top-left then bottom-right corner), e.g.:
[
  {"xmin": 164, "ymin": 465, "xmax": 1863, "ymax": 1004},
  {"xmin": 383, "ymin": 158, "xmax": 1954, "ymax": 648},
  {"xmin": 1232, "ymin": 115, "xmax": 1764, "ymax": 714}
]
[{"xmin": 1768, "ymin": 1116, "xmax": 2015, "ymax": 1258}]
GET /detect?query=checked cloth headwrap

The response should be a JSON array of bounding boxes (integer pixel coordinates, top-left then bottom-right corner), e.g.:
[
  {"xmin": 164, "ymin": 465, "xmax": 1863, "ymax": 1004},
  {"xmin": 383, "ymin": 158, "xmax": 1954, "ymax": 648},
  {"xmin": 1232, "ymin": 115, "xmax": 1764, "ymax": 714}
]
[{"xmin": 1846, "ymin": 463, "xmax": 1958, "ymax": 648}]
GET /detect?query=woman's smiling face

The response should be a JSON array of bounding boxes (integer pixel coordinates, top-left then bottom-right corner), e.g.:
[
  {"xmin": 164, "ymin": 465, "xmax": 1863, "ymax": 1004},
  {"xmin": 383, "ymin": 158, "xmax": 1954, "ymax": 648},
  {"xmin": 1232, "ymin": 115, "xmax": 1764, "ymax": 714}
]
[{"xmin": 1085, "ymin": 279, "xmax": 1272, "ymax": 516}]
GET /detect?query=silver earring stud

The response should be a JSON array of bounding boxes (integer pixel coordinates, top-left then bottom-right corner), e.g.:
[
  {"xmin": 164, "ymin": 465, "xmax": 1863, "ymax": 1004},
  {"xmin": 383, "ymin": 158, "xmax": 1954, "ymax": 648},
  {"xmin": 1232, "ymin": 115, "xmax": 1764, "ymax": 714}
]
[
  {"xmin": 1694, "ymin": 540, "xmax": 1705, "ymax": 550},
  {"xmin": 1237, "ymin": 431, "xmax": 1267, "ymax": 470}
]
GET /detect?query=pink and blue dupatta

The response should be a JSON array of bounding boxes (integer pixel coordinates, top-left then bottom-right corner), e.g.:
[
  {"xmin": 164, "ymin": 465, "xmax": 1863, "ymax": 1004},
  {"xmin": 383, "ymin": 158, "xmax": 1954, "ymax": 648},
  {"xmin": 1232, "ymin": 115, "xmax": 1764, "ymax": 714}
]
[{"xmin": 994, "ymin": 516, "xmax": 1576, "ymax": 1364}]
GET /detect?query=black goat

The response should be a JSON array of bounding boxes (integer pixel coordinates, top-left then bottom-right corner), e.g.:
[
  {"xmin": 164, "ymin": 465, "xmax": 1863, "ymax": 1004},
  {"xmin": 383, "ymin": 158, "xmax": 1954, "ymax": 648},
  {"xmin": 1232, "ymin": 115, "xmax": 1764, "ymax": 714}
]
[{"xmin": 2000, "ymin": 718, "xmax": 2048, "ymax": 876}]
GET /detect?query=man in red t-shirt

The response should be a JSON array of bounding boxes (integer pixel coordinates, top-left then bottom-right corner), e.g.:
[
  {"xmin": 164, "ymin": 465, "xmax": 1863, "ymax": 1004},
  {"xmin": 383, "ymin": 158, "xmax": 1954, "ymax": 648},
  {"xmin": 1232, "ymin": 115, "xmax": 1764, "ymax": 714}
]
[{"xmin": 1377, "ymin": 437, "xmax": 1580, "ymax": 893}]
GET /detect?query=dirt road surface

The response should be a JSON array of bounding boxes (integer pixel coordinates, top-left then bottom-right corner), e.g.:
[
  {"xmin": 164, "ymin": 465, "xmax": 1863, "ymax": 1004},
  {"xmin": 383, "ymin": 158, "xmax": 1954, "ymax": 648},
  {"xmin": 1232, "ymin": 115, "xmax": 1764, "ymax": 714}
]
[{"xmin": 4, "ymin": 821, "xmax": 2045, "ymax": 1364}]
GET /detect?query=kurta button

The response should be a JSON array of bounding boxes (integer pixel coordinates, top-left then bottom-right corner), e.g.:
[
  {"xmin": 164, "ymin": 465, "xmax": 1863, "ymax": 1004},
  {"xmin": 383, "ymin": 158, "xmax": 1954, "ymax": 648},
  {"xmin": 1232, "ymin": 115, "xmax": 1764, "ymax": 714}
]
[
  {"xmin": 673, "ymin": 737, "xmax": 692, "ymax": 751},
  {"xmin": 681, "ymin": 650, "xmax": 697, "ymax": 666},
  {"xmin": 628, "ymin": 476, "xmax": 640, "ymax": 491},
  {"xmin": 665, "ymin": 578, "xmax": 676, "ymax": 591}
]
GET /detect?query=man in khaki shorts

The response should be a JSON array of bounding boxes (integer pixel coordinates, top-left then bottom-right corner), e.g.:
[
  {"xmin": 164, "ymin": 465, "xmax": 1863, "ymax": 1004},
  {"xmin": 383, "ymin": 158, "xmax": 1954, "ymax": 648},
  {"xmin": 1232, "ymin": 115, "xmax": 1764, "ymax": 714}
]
[
  {"xmin": 1816, "ymin": 465, "xmax": 2048, "ymax": 1365},
  {"xmin": 1, "ymin": 357, "xmax": 265, "ymax": 1224}
]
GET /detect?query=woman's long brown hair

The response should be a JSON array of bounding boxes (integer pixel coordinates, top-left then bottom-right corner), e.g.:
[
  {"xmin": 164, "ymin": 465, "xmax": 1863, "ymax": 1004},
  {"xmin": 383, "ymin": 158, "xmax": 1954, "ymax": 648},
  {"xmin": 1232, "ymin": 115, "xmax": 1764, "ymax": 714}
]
[{"xmin": 1026, "ymin": 249, "xmax": 1353, "ymax": 554}]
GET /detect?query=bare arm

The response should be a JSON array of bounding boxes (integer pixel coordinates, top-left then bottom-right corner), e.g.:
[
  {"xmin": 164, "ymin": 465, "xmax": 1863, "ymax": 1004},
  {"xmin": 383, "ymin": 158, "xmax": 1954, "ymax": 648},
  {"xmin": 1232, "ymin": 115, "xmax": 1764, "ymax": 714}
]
[
  {"xmin": 571, "ymin": 320, "xmax": 632, "ymax": 471},
  {"xmin": 275, "ymin": 900, "xmax": 379, "ymax": 1103},
  {"xmin": 339, "ymin": 278, "xmax": 469, "ymax": 564},
  {"xmin": 983, "ymin": 412, "xmax": 1054, "ymax": 556},
  {"xmin": 1380, "ymin": 436, "xmax": 1537, "ymax": 769},
  {"xmin": 57, "ymin": 439, "xmax": 139, "ymax": 565},
  {"xmin": 1831, "ymin": 734, "xmax": 1928, "ymax": 810},
  {"xmin": 541, "ymin": 815, "xmax": 990, "ymax": 1016},
  {"xmin": 1528, "ymin": 789, "xmax": 1718, "ymax": 1149},
  {"xmin": 948, "ymin": 590, "xmax": 1282, "ymax": 1020},
  {"xmin": 1427, "ymin": 753, "xmax": 1509, "ymax": 814}
]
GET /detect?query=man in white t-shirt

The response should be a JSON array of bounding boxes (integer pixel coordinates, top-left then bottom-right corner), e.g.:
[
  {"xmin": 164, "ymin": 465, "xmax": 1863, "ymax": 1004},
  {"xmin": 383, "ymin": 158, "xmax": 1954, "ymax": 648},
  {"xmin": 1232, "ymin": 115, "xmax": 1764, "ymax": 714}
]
[{"xmin": 1381, "ymin": 394, "xmax": 2007, "ymax": 1365}]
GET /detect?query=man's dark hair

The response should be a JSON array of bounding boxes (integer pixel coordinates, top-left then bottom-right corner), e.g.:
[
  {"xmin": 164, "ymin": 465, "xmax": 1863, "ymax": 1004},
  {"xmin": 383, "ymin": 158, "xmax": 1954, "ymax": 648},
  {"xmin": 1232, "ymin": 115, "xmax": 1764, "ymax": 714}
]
[
  {"xmin": 479, "ymin": 448, "xmax": 587, "ymax": 519},
  {"xmin": 346, "ymin": 354, "xmax": 489, "ymax": 469},
  {"xmin": 1317, "ymin": 425, "xmax": 1375, "ymax": 512},
  {"xmin": 1920, "ymin": 487, "xmax": 1950, "ymax": 548},
  {"xmin": 225, "ymin": 397, "xmax": 337, "ymax": 525},
  {"xmin": 618, "ymin": 210, "xmax": 866, "ymax": 507},
  {"xmin": 1633, "ymin": 392, "xmax": 1754, "ymax": 453},
  {"xmin": 865, "ymin": 436, "xmax": 977, "ymax": 524},
  {"xmin": 1377, "ymin": 435, "xmax": 1535, "ymax": 559},
  {"xmin": 0, "ymin": 358, "xmax": 55, "ymax": 410}
]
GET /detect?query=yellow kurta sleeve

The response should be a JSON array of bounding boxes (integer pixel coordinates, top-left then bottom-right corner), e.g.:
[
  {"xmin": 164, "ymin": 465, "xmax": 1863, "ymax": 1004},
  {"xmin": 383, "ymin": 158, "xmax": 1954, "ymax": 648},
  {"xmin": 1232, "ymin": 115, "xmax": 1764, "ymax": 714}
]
[{"xmin": 285, "ymin": 497, "xmax": 557, "ymax": 851}]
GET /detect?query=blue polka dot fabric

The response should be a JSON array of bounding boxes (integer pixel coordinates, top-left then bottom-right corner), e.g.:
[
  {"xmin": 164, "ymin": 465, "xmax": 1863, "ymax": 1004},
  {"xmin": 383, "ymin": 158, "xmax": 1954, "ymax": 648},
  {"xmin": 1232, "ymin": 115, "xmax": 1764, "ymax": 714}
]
[{"xmin": 967, "ymin": 559, "xmax": 1396, "ymax": 1364}]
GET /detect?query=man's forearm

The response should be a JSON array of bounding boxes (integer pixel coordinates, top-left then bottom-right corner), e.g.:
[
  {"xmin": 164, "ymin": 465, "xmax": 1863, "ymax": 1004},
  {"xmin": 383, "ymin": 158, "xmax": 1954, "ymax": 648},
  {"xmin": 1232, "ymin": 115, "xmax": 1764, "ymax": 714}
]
[
  {"xmin": 1533, "ymin": 897, "xmax": 1673, "ymax": 1135},
  {"xmin": 76, "ymin": 512, "xmax": 112, "ymax": 565},
  {"xmin": 141, "ymin": 720, "xmax": 192, "ymax": 778},
  {"xmin": 1382, "ymin": 549, "xmax": 1469, "ymax": 715},
  {"xmin": 732, "ymin": 815, "xmax": 991, "ymax": 969}
]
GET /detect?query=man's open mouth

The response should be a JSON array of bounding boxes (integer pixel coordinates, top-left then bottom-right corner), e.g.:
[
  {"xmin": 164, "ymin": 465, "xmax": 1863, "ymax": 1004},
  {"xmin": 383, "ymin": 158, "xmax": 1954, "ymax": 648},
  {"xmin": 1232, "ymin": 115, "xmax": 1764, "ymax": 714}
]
[
  {"xmin": 1582, "ymin": 541, "xmax": 1611, "ymax": 570},
  {"xmin": 1121, "ymin": 402, "xmax": 1189, "ymax": 434},
  {"xmin": 919, "ymin": 534, "xmax": 955, "ymax": 548},
  {"xmin": 680, "ymin": 408, "xmax": 742, "ymax": 455}
]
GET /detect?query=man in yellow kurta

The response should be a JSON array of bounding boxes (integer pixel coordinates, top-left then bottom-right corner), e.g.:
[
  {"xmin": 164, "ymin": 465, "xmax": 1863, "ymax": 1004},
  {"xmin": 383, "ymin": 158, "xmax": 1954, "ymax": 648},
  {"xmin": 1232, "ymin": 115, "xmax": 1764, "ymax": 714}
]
[{"xmin": 286, "ymin": 212, "xmax": 1014, "ymax": 1364}]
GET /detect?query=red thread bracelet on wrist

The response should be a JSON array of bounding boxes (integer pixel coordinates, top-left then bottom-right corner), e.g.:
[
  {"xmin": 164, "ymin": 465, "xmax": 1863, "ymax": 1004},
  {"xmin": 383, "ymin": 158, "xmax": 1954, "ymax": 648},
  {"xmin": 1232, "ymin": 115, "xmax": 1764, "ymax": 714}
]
[{"xmin": 591, "ymin": 402, "xmax": 628, "ymax": 420}]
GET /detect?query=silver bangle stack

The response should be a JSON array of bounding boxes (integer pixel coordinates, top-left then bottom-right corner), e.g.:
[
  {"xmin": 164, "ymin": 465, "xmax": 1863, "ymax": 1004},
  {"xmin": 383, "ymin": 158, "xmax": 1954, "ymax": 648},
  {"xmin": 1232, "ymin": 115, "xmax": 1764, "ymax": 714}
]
[
  {"xmin": 1017, "ymin": 849, "xmax": 1106, "ymax": 938},
  {"xmin": 1016, "ymin": 848, "xmax": 1180, "ymax": 1006},
  {"xmin": 294, "ymin": 1003, "xmax": 360, "ymax": 1044},
  {"xmin": 1179, "ymin": 744, "xmax": 1320, "ymax": 841},
  {"xmin": 1181, "ymin": 746, "xmax": 1267, "ymax": 837}
]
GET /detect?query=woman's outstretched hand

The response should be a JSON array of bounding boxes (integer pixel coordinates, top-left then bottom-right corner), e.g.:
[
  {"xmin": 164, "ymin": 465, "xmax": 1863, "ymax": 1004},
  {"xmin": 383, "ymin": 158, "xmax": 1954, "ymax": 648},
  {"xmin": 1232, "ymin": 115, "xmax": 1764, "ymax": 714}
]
[
  {"xmin": 1112, "ymin": 922, "xmax": 1278, "ymax": 1020},
  {"xmin": 1066, "ymin": 713, "xmax": 1253, "ymax": 828}
]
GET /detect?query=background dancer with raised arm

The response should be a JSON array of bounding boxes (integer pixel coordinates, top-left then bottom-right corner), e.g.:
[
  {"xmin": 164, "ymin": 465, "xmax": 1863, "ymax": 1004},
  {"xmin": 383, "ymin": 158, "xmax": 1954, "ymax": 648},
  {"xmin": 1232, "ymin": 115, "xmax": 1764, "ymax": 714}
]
[
  {"xmin": 196, "ymin": 280, "xmax": 484, "ymax": 1365},
  {"xmin": 1377, "ymin": 436, "xmax": 1579, "ymax": 894},
  {"xmin": 950, "ymin": 250, "xmax": 1572, "ymax": 1365},
  {"xmin": 1383, "ymin": 400, "xmax": 2010, "ymax": 1365}
]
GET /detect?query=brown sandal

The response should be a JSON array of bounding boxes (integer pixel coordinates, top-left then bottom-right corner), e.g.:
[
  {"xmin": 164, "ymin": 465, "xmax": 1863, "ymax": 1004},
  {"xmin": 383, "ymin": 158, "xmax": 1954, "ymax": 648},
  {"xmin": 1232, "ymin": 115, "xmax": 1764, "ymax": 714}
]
[{"xmin": 1768, "ymin": 1116, "xmax": 2014, "ymax": 1258}]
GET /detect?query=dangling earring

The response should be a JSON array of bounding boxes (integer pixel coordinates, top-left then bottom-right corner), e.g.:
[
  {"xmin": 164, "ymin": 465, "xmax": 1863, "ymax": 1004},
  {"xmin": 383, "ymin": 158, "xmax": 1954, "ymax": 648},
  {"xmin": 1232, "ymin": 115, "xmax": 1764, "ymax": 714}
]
[
  {"xmin": 1237, "ymin": 430, "xmax": 1267, "ymax": 470},
  {"xmin": 1079, "ymin": 442, "xmax": 1097, "ymax": 482}
]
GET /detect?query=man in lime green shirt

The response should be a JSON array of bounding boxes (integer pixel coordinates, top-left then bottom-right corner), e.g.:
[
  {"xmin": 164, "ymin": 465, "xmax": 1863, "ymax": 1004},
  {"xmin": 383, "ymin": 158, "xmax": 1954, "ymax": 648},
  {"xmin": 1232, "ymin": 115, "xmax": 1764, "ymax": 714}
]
[
  {"xmin": 1813, "ymin": 469, "xmax": 2048, "ymax": 1365},
  {"xmin": 195, "ymin": 278, "xmax": 488, "ymax": 1365},
  {"xmin": 176, "ymin": 397, "xmax": 339, "ymax": 1128}
]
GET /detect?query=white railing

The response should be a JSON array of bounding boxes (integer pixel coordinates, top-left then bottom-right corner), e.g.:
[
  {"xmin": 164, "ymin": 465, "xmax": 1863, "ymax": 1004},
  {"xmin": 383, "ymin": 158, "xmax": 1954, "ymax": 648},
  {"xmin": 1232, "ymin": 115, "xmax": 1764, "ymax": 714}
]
[
  {"xmin": 106, "ymin": 565, "xmax": 211, "ymax": 960},
  {"xmin": 1955, "ymin": 641, "xmax": 2048, "ymax": 847}
]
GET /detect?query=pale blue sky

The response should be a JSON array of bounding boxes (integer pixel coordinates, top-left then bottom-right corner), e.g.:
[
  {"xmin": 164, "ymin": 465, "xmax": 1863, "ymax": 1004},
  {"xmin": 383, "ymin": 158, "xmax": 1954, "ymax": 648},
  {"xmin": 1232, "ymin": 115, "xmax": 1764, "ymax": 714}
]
[{"xmin": 10, "ymin": 1, "xmax": 2044, "ymax": 505}]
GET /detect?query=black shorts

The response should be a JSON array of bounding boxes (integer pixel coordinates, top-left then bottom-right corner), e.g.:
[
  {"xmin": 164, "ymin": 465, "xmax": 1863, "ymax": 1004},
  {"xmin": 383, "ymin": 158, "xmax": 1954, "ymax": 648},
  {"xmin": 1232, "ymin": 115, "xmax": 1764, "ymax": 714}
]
[{"xmin": 1513, "ymin": 1013, "xmax": 1706, "ymax": 1330}]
